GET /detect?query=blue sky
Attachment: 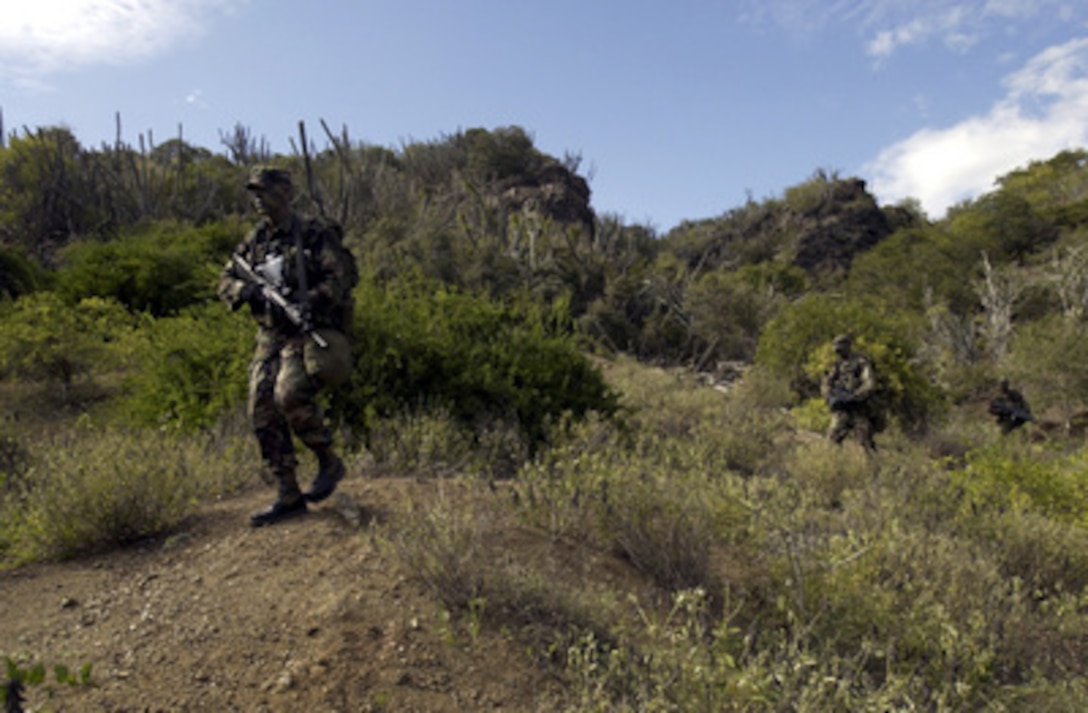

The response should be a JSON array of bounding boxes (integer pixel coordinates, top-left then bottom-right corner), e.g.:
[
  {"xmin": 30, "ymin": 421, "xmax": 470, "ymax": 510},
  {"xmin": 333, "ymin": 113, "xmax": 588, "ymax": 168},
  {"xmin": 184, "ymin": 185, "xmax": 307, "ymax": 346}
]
[{"xmin": 4, "ymin": 1, "xmax": 1088, "ymax": 233}]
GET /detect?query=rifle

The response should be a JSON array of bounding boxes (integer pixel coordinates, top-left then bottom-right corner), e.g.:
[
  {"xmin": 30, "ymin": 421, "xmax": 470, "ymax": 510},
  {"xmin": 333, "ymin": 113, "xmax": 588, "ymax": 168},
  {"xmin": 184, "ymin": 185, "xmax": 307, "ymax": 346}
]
[
  {"xmin": 989, "ymin": 400, "xmax": 1034, "ymax": 425},
  {"xmin": 826, "ymin": 386, "xmax": 858, "ymax": 412},
  {"xmin": 231, "ymin": 254, "xmax": 327, "ymax": 348}
]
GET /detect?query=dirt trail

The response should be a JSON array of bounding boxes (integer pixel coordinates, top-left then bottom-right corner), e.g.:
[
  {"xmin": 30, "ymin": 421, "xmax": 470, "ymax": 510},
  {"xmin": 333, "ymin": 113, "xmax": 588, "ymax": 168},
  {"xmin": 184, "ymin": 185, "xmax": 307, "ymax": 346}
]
[{"xmin": 0, "ymin": 475, "xmax": 561, "ymax": 712}]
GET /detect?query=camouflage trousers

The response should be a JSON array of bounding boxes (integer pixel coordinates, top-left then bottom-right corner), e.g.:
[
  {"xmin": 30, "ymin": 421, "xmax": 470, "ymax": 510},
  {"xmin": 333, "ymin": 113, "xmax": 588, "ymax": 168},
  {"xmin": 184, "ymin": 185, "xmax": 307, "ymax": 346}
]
[
  {"xmin": 248, "ymin": 330, "xmax": 333, "ymax": 494},
  {"xmin": 827, "ymin": 408, "xmax": 876, "ymax": 451}
]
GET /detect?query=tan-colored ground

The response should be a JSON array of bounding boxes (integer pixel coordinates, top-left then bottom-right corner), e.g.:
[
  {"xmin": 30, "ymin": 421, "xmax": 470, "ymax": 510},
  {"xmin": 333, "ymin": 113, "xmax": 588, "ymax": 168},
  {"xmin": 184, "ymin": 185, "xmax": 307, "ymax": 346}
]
[{"xmin": 0, "ymin": 473, "xmax": 593, "ymax": 712}]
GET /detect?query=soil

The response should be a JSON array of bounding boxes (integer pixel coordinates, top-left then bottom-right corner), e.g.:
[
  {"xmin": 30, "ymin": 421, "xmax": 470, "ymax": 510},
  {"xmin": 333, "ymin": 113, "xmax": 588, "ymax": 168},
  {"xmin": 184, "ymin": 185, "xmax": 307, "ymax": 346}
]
[{"xmin": 0, "ymin": 473, "xmax": 594, "ymax": 712}]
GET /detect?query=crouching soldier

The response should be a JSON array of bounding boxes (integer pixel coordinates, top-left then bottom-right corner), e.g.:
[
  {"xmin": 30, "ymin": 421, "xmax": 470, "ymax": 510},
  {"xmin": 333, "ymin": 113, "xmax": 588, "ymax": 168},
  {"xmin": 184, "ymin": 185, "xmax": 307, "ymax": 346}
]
[{"xmin": 989, "ymin": 378, "xmax": 1034, "ymax": 435}]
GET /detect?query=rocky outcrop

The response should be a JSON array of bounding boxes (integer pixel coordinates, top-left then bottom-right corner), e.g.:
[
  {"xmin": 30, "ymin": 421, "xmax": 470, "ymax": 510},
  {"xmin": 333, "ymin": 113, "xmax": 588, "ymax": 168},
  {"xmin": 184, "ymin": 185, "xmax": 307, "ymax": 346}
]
[
  {"xmin": 499, "ymin": 161, "xmax": 595, "ymax": 238},
  {"xmin": 786, "ymin": 178, "xmax": 893, "ymax": 277}
]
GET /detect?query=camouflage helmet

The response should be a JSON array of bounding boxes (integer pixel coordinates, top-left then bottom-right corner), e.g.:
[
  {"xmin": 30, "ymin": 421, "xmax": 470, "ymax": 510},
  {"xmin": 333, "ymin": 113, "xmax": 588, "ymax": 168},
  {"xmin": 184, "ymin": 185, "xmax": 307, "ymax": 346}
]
[
  {"xmin": 246, "ymin": 165, "xmax": 293, "ymax": 191},
  {"xmin": 832, "ymin": 333, "xmax": 853, "ymax": 350}
]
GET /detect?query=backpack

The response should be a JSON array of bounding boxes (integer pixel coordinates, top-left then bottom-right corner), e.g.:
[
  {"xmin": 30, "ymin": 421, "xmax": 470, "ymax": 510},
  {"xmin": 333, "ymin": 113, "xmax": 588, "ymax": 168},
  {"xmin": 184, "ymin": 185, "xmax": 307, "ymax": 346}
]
[
  {"xmin": 301, "ymin": 222, "xmax": 359, "ymax": 387},
  {"xmin": 321, "ymin": 221, "xmax": 359, "ymax": 334}
]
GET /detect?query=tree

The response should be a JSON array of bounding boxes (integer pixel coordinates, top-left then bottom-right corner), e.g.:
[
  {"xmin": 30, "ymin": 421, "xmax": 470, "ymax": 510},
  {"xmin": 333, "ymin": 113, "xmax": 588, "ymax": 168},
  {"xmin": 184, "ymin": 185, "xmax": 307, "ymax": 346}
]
[
  {"xmin": 974, "ymin": 252, "xmax": 1027, "ymax": 362},
  {"xmin": 1045, "ymin": 242, "xmax": 1088, "ymax": 320},
  {"xmin": 0, "ymin": 247, "xmax": 47, "ymax": 299},
  {"xmin": 0, "ymin": 292, "xmax": 133, "ymax": 401},
  {"xmin": 1004, "ymin": 315, "xmax": 1088, "ymax": 431},
  {"xmin": 54, "ymin": 220, "xmax": 239, "ymax": 317},
  {"xmin": 0, "ymin": 128, "xmax": 97, "ymax": 263},
  {"xmin": 846, "ymin": 224, "xmax": 982, "ymax": 315},
  {"xmin": 685, "ymin": 263, "xmax": 804, "ymax": 365}
]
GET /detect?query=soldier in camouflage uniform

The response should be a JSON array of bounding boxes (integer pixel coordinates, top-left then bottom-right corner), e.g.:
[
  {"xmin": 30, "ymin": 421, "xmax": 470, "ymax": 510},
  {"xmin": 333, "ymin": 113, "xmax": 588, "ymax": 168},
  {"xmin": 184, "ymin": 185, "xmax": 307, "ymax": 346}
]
[
  {"xmin": 218, "ymin": 167, "xmax": 351, "ymax": 527},
  {"xmin": 821, "ymin": 333, "xmax": 877, "ymax": 452},
  {"xmin": 989, "ymin": 378, "xmax": 1033, "ymax": 435}
]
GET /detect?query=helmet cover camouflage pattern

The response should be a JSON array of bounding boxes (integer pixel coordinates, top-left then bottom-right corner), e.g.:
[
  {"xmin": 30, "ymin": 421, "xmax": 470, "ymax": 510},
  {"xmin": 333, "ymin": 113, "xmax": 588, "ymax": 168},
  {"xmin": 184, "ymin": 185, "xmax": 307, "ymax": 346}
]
[{"xmin": 246, "ymin": 166, "xmax": 293, "ymax": 191}]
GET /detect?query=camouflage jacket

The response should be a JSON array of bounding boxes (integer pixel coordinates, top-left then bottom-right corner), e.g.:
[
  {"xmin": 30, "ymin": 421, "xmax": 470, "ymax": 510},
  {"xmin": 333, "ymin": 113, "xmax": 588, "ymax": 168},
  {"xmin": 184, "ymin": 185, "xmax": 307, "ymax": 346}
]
[
  {"xmin": 218, "ymin": 213, "xmax": 353, "ymax": 335},
  {"xmin": 989, "ymin": 389, "xmax": 1032, "ymax": 423},
  {"xmin": 822, "ymin": 354, "xmax": 875, "ymax": 410}
]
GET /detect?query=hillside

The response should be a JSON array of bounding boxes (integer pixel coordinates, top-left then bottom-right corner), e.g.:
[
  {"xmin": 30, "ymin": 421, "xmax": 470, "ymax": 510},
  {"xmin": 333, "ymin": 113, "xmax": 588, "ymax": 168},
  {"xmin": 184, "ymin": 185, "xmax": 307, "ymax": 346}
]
[
  {"xmin": 6, "ymin": 133, "xmax": 1088, "ymax": 711},
  {"xmin": 1, "ymin": 470, "xmax": 622, "ymax": 711}
]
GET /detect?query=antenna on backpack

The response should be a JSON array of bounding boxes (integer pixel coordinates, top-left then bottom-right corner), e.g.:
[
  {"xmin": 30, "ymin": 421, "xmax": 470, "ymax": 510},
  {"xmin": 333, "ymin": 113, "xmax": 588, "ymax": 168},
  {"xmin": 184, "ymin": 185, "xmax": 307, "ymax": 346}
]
[{"xmin": 297, "ymin": 120, "xmax": 327, "ymax": 220}]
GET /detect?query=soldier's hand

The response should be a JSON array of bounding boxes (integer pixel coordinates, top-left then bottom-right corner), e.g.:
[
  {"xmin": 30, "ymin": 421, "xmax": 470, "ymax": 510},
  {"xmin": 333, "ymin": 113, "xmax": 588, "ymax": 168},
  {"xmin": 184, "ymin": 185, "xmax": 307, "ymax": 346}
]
[{"xmin": 298, "ymin": 304, "xmax": 314, "ymax": 330}]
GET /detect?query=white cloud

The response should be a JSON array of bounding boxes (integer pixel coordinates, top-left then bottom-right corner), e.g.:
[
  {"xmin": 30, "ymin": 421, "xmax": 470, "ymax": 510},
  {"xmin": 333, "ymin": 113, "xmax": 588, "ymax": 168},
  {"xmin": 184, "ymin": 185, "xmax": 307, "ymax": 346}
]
[
  {"xmin": 743, "ymin": 1, "xmax": 1082, "ymax": 59},
  {"xmin": 0, "ymin": 0, "xmax": 242, "ymax": 85},
  {"xmin": 864, "ymin": 37, "xmax": 1088, "ymax": 217},
  {"xmin": 866, "ymin": 7, "xmax": 976, "ymax": 59}
]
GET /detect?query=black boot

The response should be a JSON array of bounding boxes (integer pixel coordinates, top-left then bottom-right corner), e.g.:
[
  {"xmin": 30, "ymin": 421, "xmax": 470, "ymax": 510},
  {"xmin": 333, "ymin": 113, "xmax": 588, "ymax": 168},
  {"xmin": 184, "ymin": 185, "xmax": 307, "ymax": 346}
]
[
  {"xmin": 250, "ymin": 495, "xmax": 307, "ymax": 527},
  {"xmin": 250, "ymin": 478, "xmax": 307, "ymax": 527},
  {"xmin": 305, "ymin": 450, "xmax": 345, "ymax": 503}
]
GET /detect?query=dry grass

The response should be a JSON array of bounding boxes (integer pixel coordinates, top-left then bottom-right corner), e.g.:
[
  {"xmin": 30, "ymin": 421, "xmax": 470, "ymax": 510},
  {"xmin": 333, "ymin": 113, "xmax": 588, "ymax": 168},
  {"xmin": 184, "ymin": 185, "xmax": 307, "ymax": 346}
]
[{"xmin": 6, "ymin": 357, "xmax": 1088, "ymax": 710}]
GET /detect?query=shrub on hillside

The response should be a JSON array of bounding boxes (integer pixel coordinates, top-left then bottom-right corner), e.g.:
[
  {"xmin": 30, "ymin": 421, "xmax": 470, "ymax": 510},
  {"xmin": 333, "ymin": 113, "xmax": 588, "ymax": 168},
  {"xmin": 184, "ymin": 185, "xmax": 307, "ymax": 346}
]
[
  {"xmin": 0, "ymin": 245, "xmax": 48, "ymax": 299},
  {"xmin": 117, "ymin": 303, "xmax": 251, "ymax": 429},
  {"xmin": 0, "ymin": 292, "xmax": 134, "ymax": 398},
  {"xmin": 950, "ymin": 443, "xmax": 1088, "ymax": 526},
  {"xmin": 1002, "ymin": 314, "xmax": 1088, "ymax": 427},
  {"xmin": 756, "ymin": 294, "xmax": 946, "ymax": 435},
  {"xmin": 116, "ymin": 272, "xmax": 619, "ymax": 459},
  {"xmin": 54, "ymin": 219, "xmax": 241, "ymax": 317},
  {"xmin": 1, "ymin": 424, "xmax": 252, "ymax": 563},
  {"xmin": 339, "ymin": 275, "xmax": 621, "ymax": 455}
]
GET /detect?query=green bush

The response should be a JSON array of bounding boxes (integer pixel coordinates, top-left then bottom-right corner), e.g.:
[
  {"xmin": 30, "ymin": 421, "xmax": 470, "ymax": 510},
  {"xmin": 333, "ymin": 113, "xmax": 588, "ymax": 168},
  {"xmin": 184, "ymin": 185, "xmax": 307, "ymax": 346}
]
[
  {"xmin": 950, "ymin": 443, "xmax": 1088, "ymax": 525},
  {"xmin": 0, "ymin": 292, "xmax": 134, "ymax": 393},
  {"xmin": 117, "ymin": 303, "xmax": 251, "ymax": 430},
  {"xmin": 340, "ymin": 274, "xmax": 620, "ymax": 454},
  {"xmin": 6, "ymin": 428, "xmax": 190, "ymax": 561},
  {"xmin": 1002, "ymin": 314, "xmax": 1088, "ymax": 426},
  {"xmin": 0, "ymin": 245, "xmax": 48, "ymax": 299},
  {"xmin": 0, "ymin": 422, "xmax": 253, "ymax": 564},
  {"xmin": 54, "ymin": 219, "xmax": 241, "ymax": 317},
  {"xmin": 756, "ymin": 294, "xmax": 946, "ymax": 435}
]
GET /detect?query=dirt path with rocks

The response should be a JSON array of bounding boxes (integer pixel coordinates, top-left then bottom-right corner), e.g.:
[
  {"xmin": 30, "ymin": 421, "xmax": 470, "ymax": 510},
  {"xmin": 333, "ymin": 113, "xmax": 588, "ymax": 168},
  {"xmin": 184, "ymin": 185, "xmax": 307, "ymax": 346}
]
[{"xmin": 1, "ymin": 475, "xmax": 566, "ymax": 712}]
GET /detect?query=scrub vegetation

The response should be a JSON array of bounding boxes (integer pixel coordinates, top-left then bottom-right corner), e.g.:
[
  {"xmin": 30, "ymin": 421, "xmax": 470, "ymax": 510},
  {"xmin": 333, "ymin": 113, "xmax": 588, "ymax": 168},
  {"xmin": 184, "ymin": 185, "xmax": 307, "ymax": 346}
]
[{"xmin": 3, "ymin": 122, "xmax": 1088, "ymax": 710}]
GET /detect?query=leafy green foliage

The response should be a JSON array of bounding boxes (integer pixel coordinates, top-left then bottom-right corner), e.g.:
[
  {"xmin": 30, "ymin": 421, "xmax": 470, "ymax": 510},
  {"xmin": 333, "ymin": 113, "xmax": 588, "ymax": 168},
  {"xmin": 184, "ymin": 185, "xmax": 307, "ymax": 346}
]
[
  {"xmin": 994, "ymin": 148, "xmax": 1088, "ymax": 226},
  {"xmin": 0, "ymin": 128, "xmax": 99, "ymax": 263},
  {"xmin": 947, "ymin": 190, "xmax": 1058, "ymax": 264},
  {"xmin": 755, "ymin": 293, "xmax": 945, "ymax": 434},
  {"xmin": 951, "ymin": 443, "xmax": 1088, "ymax": 525},
  {"xmin": 55, "ymin": 219, "xmax": 241, "ymax": 316},
  {"xmin": 2, "ymin": 657, "xmax": 95, "ymax": 711},
  {"xmin": 8, "ymin": 119, "xmax": 1088, "ymax": 710},
  {"xmin": 0, "ymin": 247, "xmax": 48, "ymax": 299},
  {"xmin": 117, "ymin": 303, "xmax": 251, "ymax": 429},
  {"xmin": 845, "ymin": 224, "xmax": 979, "ymax": 314},
  {"xmin": 686, "ymin": 262, "xmax": 805, "ymax": 362},
  {"xmin": 1002, "ymin": 314, "xmax": 1088, "ymax": 426},
  {"xmin": 462, "ymin": 126, "xmax": 543, "ymax": 182},
  {"xmin": 339, "ymin": 274, "xmax": 620, "ymax": 454},
  {"xmin": 0, "ymin": 292, "xmax": 134, "ymax": 391}
]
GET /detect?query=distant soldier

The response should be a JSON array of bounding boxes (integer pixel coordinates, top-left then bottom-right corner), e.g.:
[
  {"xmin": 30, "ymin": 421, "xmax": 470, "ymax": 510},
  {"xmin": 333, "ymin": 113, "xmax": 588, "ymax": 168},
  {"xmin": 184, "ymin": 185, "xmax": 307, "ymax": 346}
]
[
  {"xmin": 821, "ymin": 333, "xmax": 878, "ymax": 452},
  {"xmin": 989, "ymin": 378, "xmax": 1034, "ymax": 435},
  {"xmin": 218, "ymin": 166, "xmax": 354, "ymax": 527}
]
